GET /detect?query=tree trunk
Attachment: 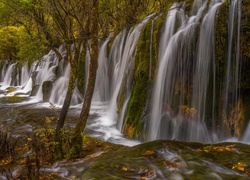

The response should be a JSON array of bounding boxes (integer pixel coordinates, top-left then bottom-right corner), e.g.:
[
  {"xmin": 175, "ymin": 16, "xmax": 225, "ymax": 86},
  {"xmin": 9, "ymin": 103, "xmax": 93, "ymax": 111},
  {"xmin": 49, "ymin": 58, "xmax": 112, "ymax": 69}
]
[
  {"xmin": 54, "ymin": 43, "xmax": 79, "ymax": 159},
  {"xmin": 70, "ymin": 0, "xmax": 99, "ymax": 159}
]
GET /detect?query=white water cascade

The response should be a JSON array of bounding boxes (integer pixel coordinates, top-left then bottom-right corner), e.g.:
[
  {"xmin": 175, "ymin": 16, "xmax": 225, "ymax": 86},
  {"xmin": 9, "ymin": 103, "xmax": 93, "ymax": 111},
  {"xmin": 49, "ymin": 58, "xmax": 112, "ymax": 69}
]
[
  {"xmin": 0, "ymin": 0, "xmax": 247, "ymax": 146},
  {"xmin": 147, "ymin": 0, "xmax": 224, "ymax": 142},
  {"xmin": 107, "ymin": 16, "xmax": 152, "ymax": 127},
  {"xmin": 93, "ymin": 37, "xmax": 111, "ymax": 102},
  {"xmin": 2, "ymin": 63, "xmax": 17, "ymax": 86}
]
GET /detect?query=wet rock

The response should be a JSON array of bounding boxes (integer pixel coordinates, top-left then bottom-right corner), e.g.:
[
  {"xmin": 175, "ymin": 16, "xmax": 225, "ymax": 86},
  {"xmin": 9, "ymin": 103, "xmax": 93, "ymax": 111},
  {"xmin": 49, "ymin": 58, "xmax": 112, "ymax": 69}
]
[
  {"xmin": 30, "ymin": 85, "xmax": 39, "ymax": 96},
  {"xmin": 42, "ymin": 81, "xmax": 53, "ymax": 102},
  {"xmin": 81, "ymin": 140, "xmax": 250, "ymax": 179}
]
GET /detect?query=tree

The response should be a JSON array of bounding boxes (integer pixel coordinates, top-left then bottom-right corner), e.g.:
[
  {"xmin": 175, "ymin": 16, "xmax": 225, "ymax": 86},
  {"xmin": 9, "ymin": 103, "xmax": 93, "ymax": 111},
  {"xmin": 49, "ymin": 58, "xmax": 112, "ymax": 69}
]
[{"xmin": 70, "ymin": 0, "xmax": 99, "ymax": 158}]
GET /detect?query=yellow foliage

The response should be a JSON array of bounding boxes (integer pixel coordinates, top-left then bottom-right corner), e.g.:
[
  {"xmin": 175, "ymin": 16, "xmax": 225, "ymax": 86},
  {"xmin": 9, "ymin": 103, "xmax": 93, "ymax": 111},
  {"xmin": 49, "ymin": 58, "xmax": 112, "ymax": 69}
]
[
  {"xmin": 125, "ymin": 125, "xmax": 135, "ymax": 139},
  {"xmin": 197, "ymin": 145, "xmax": 239, "ymax": 153},
  {"xmin": 142, "ymin": 150, "xmax": 155, "ymax": 156},
  {"xmin": 122, "ymin": 166, "xmax": 128, "ymax": 171},
  {"xmin": 232, "ymin": 162, "xmax": 247, "ymax": 172},
  {"xmin": 223, "ymin": 99, "xmax": 245, "ymax": 138}
]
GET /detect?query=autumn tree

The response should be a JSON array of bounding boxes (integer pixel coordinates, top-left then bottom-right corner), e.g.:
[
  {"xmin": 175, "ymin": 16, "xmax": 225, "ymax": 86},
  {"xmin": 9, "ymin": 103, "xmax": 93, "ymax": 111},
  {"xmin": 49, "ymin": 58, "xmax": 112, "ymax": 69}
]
[{"xmin": 69, "ymin": 0, "xmax": 99, "ymax": 158}]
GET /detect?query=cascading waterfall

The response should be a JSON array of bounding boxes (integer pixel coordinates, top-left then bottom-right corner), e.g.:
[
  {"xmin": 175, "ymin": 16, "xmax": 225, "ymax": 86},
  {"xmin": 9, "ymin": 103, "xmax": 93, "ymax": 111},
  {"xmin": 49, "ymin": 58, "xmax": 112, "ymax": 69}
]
[
  {"xmin": 147, "ymin": 1, "xmax": 212, "ymax": 142},
  {"xmin": 20, "ymin": 62, "xmax": 30, "ymax": 86},
  {"xmin": 1, "ymin": 61, "xmax": 9, "ymax": 83},
  {"xmin": 33, "ymin": 51, "xmax": 59, "ymax": 101},
  {"xmin": 0, "ymin": 0, "xmax": 247, "ymax": 145},
  {"xmin": 2, "ymin": 63, "xmax": 17, "ymax": 86},
  {"xmin": 49, "ymin": 63, "xmax": 70, "ymax": 105},
  {"xmin": 221, "ymin": 0, "xmax": 242, "ymax": 138},
  {"xmin": 93, "ymin": 37, "xmax": 111, "ymax": 102},
  {"xmin": 106, "ymin": 16, "xmax": 152, "ymax": 128},
  {"xmin": 192, "ymin": 0, "xmax": 224, "ymax": 142}
]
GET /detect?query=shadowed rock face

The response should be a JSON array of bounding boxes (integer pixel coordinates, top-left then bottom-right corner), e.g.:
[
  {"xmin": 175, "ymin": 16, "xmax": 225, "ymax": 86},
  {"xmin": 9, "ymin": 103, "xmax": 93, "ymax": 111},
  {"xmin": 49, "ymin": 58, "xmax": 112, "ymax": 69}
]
[{"xmin": 42, "ymin": 81, "xmax": 53, "ymax": 102}]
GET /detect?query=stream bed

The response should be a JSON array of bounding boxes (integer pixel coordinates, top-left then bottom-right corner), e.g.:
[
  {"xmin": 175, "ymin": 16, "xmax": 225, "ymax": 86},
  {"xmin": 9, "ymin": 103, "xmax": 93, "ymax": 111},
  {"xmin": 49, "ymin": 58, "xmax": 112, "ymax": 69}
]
[{"xmin": 0, "ymin": 88, "xmax": 250, "ymax": 179}]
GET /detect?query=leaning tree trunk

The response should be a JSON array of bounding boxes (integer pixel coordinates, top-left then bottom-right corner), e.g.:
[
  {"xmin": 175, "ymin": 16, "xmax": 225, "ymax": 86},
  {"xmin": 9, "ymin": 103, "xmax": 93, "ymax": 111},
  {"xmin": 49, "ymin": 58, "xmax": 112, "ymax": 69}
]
[
  {"xmin": 54, "ymin": 43, "xmax": 79, "ymax": 159},
  {"xmin": 70, "ymin": 0, "xmax": 99, "ymax": 158}
]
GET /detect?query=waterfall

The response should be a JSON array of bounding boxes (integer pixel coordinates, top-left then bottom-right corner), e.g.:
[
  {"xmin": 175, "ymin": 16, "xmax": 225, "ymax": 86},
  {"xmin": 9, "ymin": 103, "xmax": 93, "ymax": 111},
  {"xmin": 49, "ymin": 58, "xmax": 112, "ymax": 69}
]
[
  {"xmin": 93, "ymin": 37, "xmax": 110, "ymax": 102},
  {"xmin": 147, "ymin": 0, "xmax": 223, "ymax": 142},
  {"xmin": 3, "ymin": 63, "xmax": 17, "ymax": 86},
  {"xmin": 33, "ymin": 51, "xmax": 59, "ymax": 101},
  {"xmin": 149, "ymin": 18, "xmax": 155, "ymax": 80},
  {"xmin": 221, "ymin": 0, "xmax": 242, "ymax": 139},
  {"xmin": 0, "ymin": 0, "xmax": 247, "ymax": 144},
  {"xmin": 105, "ymin": 15, "xmax": 153, "ymax": 128},
  {"xmin": 20, "ymin": 62, "xmax": 30, "ymax": 86},
  {"xmin": 49, "ymin": 63, "xmax": 70, "ymax": 105},
  {"xmin": 0, "ymin": 61, "xmax": 9, "ymax": 83}
]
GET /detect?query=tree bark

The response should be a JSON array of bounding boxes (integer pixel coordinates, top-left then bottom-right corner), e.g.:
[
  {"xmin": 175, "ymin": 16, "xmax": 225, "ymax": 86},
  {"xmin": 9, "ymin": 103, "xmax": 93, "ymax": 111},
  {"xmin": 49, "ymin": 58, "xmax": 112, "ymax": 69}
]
[
  {"xmin": 54, "ymin": 42, "xmax": 81, "ymax": 159},
  {"xmin": 70, "ymin": 0, "xmax": 99, "ymax": 158}
]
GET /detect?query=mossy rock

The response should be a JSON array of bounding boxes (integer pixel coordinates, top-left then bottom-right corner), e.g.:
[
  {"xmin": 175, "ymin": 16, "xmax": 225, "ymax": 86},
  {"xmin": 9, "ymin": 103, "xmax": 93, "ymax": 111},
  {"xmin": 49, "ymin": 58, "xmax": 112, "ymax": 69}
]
[
  {"xmin": 123, "ymin": 14, "xmax": 166, "ymax": 139},
  {"xmin": 1, "ymin": 96, "xmax": 29, "ymax": 103},
  {"xmin": 82, "ymin": 140, "xmax": 250, "ymax": 179},
  {"xmin": 30, "ymin": 85, "xmax": 39, "ymax": 96},
  {"xmin": 42, "ymin": 81, "xmax": 53, "ymax": 102}
]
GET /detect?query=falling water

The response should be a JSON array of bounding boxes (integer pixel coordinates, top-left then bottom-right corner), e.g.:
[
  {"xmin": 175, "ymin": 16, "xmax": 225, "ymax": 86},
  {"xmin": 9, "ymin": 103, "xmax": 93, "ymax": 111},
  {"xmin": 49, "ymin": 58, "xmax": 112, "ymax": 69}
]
[
  {"xmin": 0, "ymin": 0, "xmax": 246, "ymax": 145},
  {"xmin": 107, "ymin": 16, "xmax": 152, "ymax": 127},
  {"xmin": 20, "ymin": 62, "xmax": 30, "ymax": 86},
  {"xmin": 192, "ymin": 0, "xmax": 224, "ymax": 142},
  {"xmin": 33, "ymin": 51, "xmax": 58, "ymax": 101},
  {"xmin": 3, "ymin": 63, "xmax": 17, "ymax": 86},
  {"xmin": 147, "ymin": 0, "xmax": 224, "ymax": 142},
  {"xmin": 222, "ymin": 0, "xmax": 241, "ymax": 138},
  {"xmin": 93, "ymin": 37, "xmax": 110, "ymax": 102},
  {"xmin": 0, "ymin": 61, "xmax": 9, "ymax": 82},
  {"xmin": 49, "ymin": 63, "xmax": 70, "ymax": 105}
]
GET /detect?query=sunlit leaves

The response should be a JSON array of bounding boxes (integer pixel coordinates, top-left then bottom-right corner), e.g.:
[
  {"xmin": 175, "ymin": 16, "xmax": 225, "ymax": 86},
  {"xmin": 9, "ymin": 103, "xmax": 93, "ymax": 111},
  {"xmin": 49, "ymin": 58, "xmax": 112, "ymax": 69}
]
[
  {"xmin": 197, "ymin": 145, "xmax": 239, "ymax": 153},
  {"xmin": 232, "ymin": 162, "xmax": 247, "ymax": 172},
  {"xmin": 0, "ymin": 25, "xmax": 47, "ymax": 62},
  {"xmin": 0, "ymin": 26, "xmax": 20, "ymax": 60}
]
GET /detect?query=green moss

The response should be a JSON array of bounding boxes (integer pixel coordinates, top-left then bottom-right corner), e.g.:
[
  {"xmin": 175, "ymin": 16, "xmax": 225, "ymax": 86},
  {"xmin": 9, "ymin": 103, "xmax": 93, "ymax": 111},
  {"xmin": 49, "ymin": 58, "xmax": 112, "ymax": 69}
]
[
  {"xmin": 82, "ymin": 140, "xmax": 250, "ymax": 179},
  {"xmin": 4, "ymin": 96, "xmax": 27, "ymax": 103},
  {"xmin": 77, "ymin": 44, "xmax": 86, "ymax": 95},
  {"xmin": 215, "ymin": 1, "xmax": 228, "ymax": 82},
  {"xmin": 240, "ymin": 0, "xmax": 250, "ymax": 89},
  {"xmin": 123, "ymin": 14, "xmax": 166, "ymax": 139}
]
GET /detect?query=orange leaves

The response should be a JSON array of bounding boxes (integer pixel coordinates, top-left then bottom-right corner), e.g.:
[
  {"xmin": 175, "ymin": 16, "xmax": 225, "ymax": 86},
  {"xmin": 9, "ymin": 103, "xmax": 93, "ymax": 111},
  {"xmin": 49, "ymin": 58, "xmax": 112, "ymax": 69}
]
[
  {"xmin": 232, "ymin": 162, "xmax": 247, "ymax": 172},
  {"xmin": 197, "ymin": 145, "xmax": 239, "ymax": 153},
  {"xmin": 0, "ymin": 156, "xmax": 13, "ymax": 166},
  {"xmin": 142, "ymin": 150, "xmax": 156, "ymax": 156}
]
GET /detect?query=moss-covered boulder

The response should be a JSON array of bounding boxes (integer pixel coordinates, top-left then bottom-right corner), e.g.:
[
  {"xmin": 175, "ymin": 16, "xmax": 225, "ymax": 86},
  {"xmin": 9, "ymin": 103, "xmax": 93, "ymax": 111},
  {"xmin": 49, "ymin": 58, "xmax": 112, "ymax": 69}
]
[
  {"xmin": 42, "ymin": 80, "xmax": 53, "ymax": 102},
  {"xmin": 122, "ymin": 14, "xmax": 166, "ymax": 140},
  {"xmin": 82, "ymin": 140, "xmax": 250, "ymax": 179}
]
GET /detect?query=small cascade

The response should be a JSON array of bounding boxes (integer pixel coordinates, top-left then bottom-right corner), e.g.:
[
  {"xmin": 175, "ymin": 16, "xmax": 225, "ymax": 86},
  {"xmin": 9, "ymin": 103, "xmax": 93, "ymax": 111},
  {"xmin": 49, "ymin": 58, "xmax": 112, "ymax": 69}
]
[
  {"xmin": 32, "ymin": 51, "xmax": 59, "ymax": 101},
  {"xmin": 3, "ymin": 63, "xmax": 17, "ymax": 86},
  {"xmin": 149, "ymin": 18, "xmax": 155, "ymax": 80},
  {"xmin": 20, "ymin": 62, "xmax": 30, "ymax": 86},
  {"xmin": 192, "ymin": 0, "xmax": 224, "ymax": 141},
  {"xmin": 93, "ymin": 37, "xmax": 110, "ymax": 102},
  {"xmin": 242, "ymin": 122, "xmax": 250, "ymax": 143},
  {"xmin": 108, "ymin": 30, "xmax": 126, "ymax": 97},
  {"xmin": 49, "ymin": 63, "xmax": 70, "ymax": 105},
  {"xmin": 221, "ymin": 0, "xmax": 242, "ymax": 138},
  {"xmin": 0, "ymin": 61, "xmax": 9, "ymax": 82},
  {"xmin": 107, "ymin": 16, "xmax": 152, "ymax": 128}
]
